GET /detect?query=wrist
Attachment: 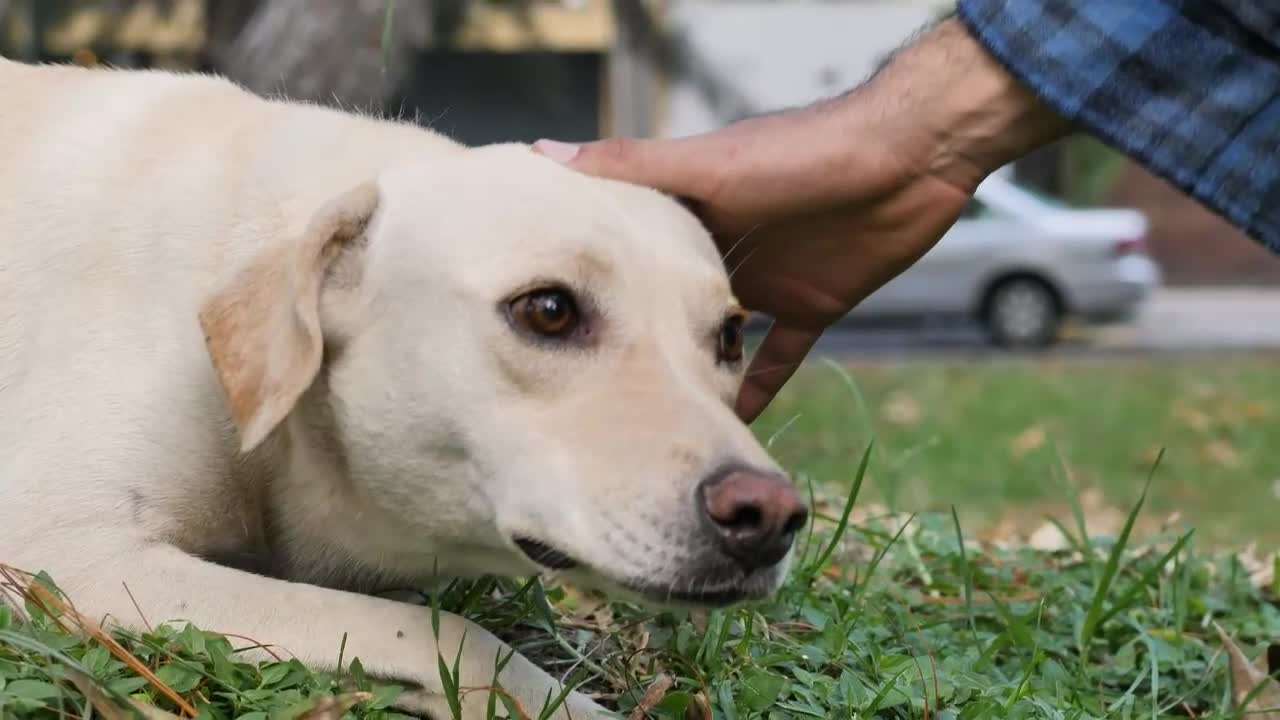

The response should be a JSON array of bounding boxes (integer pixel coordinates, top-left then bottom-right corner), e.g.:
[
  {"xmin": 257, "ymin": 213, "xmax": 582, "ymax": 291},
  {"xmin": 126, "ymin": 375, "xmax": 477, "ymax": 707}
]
[{"xmin": 848, "ymin": 16, "xmax": 1071, "ymax": 192}]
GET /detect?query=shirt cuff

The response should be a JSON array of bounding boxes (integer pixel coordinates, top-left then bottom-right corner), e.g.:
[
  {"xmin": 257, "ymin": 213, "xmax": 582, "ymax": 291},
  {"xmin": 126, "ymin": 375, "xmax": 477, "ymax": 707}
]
[{"xmin": 954, "ymin": 0, "xmax": 1280, "ymax": 252}]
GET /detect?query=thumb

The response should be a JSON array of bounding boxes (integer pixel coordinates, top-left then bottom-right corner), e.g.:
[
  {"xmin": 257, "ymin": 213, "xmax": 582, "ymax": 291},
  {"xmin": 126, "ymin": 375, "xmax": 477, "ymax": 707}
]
[{"xmin": 532, "ymin": 137, "xmax": 706, "ymax": 197}]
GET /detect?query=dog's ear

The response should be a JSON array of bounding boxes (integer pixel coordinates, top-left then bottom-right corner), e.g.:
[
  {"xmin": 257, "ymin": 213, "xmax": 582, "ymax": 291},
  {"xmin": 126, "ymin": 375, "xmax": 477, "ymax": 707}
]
[{"xmin": 199, "ymin": 182, "xmax": 380, "ymax": 453}]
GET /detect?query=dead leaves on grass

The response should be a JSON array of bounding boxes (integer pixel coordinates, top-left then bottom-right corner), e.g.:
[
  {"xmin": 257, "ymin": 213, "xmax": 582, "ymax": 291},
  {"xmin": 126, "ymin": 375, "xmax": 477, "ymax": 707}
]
[
  {"xmin": 296, "ymin": 692, "xmax": 375, "ymax": 719},
  {"xmin": 0, "ymin": 563, "xmax": 376, "ymax": 720},
  {"xmin": 1216, "ymin": 622, "xmax": 1280, "ymax": 719},
  {"xmin": 627, "ymin": 673, "xmax": 673, "ymax": 720},
  {"xmin": 1235, "ymin": 544, "xmax": 1280, "ymax": 595},
  {"xmin": 64, "ymin": 666, "xmax": 181, "ymax": 720},
  {"xmin": 1009, "ymin": 425, "xmax": 1047, "ymax": 460},
  {"xmin": 1169, "ymin": 396, "xmax": 1264, "ymax": 469},
  {"xmin": 880, "ymin": 391, "xmax": 922, "ymax": 428},
  {"xmin": 0, "ymin": 563, "xmax": 200, "ymax": 716}
]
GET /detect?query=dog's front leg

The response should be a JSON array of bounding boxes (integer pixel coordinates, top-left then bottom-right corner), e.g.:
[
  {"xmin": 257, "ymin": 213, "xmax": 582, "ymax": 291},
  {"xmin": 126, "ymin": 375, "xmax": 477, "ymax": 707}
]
[{"xmin": 31, "ymin": 543, "xmax": 610, "ymax": 719}]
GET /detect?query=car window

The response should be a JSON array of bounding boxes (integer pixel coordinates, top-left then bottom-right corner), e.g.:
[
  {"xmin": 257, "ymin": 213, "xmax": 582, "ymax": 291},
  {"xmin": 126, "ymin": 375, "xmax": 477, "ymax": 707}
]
[
  {"xmin": 1019, "ymin": 185, "xmax": 1069, "ymax": 209},
  {"xmin": 960, "ymin": 198, "xmax": 987, "ymax": 219}
]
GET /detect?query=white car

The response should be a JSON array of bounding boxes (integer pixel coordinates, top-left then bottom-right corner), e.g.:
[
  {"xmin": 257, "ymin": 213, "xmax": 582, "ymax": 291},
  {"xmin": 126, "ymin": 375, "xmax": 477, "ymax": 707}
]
[{"xmin": 848, "ymin": 173, "xmax": 1162, "ymax": 348}]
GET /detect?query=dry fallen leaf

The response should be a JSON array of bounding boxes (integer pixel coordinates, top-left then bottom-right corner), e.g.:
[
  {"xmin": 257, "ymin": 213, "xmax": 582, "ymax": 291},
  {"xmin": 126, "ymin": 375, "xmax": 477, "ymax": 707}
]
[
  {"xmin": 552, "ymin": 583, "xmax": 609, "ymax": 624},
  {"xmin": 0, "ymin": 564, "xmax": 199, "ymax": 717},
  {"xmin": 1068, "ymin": 488, "xmax": 1124, "ymax": 539},
  {"xmin": 1171, "ymin": 400, "xmax": 1212, "ymax": 433},
  {"xmin": 1027, "ymin": 522, "xmax": 1070, "ymax": 552},
  {"xmin": 1136, "ymin": 444, "xmax": 1165, "ymax": 470},
  {"xmin": 1237, "ymin": 543, "xmax": 1278, "ymax": 592},
  {"xmin": 1215, "ymin": 622, "xmax": 1280, "ymax": 718},
  {"xmin": 685, "ymin": 691, "xmax": 713, "ymax": 720},
  {"xmin": 297, "ymin": 692, "xmax": 373, "ymax": 720},
  {"xmin": 848, "ymin": 502, "xmax": 890, "ymax": 525},
  {"xmin": 1009, "ymin": 426, "xmax": 1046, "ymax": 460},
  {"xmin": 628, "ymin": 674, "xmax": 674, "ymax": 720},
  {"xmin": 975, "ymin": 513, "xmax": 1022, "ymax": 545},
  {"xmin": 1159, "ymin": 511, "xmax": 1183, "ymax": 533},
  {"xmin": 1202, "ymin": 439, "xmax": 1242, "ymax": 468},
  {"xmin": 1245, "ymin": 402, "xmax": 1270, "ymax": 420},
  {"xmin": 880, "ymin": 391, "xmax": 922, "ymax": 427},
  {"xmin": 64, "ymin": 667, "xmax": 181, "ymax": 720}
]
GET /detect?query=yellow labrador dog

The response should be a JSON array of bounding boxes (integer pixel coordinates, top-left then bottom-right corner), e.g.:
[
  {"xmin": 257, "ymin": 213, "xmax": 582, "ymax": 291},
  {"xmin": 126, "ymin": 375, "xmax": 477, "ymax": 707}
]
[{"xmin": 0, "ymin": 57, "xmax": 807, "ymax": 718}]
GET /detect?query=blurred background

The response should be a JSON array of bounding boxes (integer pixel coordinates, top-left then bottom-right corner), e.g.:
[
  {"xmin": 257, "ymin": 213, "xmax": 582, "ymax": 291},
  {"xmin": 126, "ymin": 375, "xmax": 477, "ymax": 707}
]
[{"xmin": 3, "ymin": 0, "xmax": 1277, "ymax": 546}]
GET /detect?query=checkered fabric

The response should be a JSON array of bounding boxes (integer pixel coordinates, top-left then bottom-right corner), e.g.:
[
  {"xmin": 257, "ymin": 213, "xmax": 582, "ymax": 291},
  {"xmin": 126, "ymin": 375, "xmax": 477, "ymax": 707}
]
[{"xmin": 955, "ymin": 0, "xmax": 1280, "ymax": 252}]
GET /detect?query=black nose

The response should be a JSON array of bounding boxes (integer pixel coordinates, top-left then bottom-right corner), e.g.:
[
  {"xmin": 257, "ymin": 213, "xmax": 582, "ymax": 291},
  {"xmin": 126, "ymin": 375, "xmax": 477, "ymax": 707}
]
[{"xmin": 697, "ymin": 465, "xmax": 808, "ymax": 573}]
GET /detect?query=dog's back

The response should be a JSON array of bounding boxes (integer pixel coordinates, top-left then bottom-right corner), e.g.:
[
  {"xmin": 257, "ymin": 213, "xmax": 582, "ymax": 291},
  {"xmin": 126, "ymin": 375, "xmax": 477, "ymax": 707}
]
[{"xmin": 0, "ymin": 57, "xmax": 458, "ymax": 534}]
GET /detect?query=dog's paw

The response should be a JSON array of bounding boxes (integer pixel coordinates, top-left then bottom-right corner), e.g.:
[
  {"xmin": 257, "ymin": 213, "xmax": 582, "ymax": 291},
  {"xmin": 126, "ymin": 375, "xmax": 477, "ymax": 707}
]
[
  {"xmin": 386, "ymin": 688, "xmax": 444, "ymax": 719},
  {"xmin": 391, "ymin": 686, "xmax": 617, "ymax": 720}
]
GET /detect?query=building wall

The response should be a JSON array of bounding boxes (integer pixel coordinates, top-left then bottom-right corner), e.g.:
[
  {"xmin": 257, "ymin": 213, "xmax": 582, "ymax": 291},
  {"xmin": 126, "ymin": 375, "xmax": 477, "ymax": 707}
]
[
  {"xmin": 1105, "ymin": 161, "xmax": 1280, "ymax": 286},
  {"xmin": 394, "ymin": 50, "xmax": 604, "ymax": 147},
  {"xmin": 657, "ymin": 0, "xmax": 942, "ymax": 138}
]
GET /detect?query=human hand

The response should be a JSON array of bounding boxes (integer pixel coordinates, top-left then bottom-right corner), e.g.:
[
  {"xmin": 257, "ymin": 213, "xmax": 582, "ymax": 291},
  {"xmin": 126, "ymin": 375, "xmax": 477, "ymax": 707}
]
[
  {"xmin": 536, "ymin": 113, "xmax": 970, "ymax": 422},
  {"xmin": 535, "ymin": 18, "xmax": 1068, "ymax": 423}
]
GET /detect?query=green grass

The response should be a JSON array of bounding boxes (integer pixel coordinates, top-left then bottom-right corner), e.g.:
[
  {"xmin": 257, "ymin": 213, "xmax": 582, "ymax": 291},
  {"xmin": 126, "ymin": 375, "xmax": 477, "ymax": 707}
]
[
  {"xmin": 3, "ymin": 355, "xmax": 1279, "ymax": 719},
  {"xmin": 2, "ymin": 493, "xmax": 1275, "ymax": 719},
  {"xmin": 752, "ymin": 355, "xmax": 1280, "ymax": 547}
]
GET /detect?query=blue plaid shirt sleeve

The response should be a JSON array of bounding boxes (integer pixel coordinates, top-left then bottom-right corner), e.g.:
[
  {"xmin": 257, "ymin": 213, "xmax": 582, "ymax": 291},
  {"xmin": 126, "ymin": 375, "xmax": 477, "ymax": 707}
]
[{"xmin": 954, "ymin": 0, "xmax": 1280, "ymax": 253}]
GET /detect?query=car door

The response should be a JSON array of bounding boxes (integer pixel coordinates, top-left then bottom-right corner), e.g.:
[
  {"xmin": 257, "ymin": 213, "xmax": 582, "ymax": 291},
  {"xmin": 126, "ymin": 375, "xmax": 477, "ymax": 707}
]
[{"xmin": 852, "ymin": 200, "xmax": 1005, "ymax": 319}]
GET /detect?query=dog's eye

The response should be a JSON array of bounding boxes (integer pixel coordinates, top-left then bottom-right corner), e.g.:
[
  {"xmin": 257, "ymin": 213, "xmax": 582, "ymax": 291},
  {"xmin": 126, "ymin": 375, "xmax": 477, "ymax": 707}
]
[
  {"xmin": 510, "ymin": 288, "xmax": 580, "ymax": 339},
  {"xmin": 717, "ymin": 314, "xmax": 746, "ymax": 364}
]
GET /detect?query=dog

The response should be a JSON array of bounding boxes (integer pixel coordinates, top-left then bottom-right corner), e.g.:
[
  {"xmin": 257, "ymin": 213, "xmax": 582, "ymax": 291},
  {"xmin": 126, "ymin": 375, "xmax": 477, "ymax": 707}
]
[{"xmin": 0, "ymin": 56, "xmax": 808, "ymax": 718}]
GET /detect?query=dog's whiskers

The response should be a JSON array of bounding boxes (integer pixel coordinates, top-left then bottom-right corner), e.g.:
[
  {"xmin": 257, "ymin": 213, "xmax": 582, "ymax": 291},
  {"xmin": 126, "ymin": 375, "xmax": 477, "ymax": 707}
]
[
  {"xmin": 727, "ymin": 243, "xmax": 765, "ymax": 282},
  {"xmin": 744, "ymin": 361, "xmax": 807, "ymax": 379},
  {"xmin": 721, "ymin": 223, "xmax": 763, "ymax": 264}
]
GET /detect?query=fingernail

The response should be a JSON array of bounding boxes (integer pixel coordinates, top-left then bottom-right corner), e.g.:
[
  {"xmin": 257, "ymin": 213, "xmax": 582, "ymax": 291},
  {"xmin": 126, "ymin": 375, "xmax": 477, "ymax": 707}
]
[{"xmin": 532, "ymin": 139, "xmax": 580, "ymax": 164}]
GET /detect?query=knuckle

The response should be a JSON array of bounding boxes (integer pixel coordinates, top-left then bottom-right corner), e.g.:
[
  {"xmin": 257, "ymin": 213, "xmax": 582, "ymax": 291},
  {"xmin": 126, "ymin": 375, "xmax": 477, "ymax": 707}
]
[{"xmin": 591, "ymin": 136, "xmax": 637, "ymax": 165}]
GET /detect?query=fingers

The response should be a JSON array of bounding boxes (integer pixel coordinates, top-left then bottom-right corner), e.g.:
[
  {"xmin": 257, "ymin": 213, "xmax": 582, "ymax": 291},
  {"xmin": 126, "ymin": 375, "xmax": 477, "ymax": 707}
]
[
  {"xmin": 532, "ymin": 136, "xmax": 710, "ymax": 199},
  {"xmin": 736, "ymin": 322, "xmax": 821, "ymax": 424}
]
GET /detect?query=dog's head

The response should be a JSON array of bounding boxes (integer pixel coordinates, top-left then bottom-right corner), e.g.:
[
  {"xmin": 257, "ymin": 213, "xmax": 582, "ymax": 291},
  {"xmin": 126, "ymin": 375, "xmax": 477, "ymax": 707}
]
[{"xmin": 198, "ymin": 142, "xmax": 806, "ymax": 607}]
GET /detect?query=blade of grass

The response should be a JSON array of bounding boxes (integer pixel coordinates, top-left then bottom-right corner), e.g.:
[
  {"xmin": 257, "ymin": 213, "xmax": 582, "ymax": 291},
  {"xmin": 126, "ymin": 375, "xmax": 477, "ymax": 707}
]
[
  {"xmin": 1096, "ymin": 530, "xmax": 1194, "ymax": 629},
  {"xmin": 986, "ymin": 593, "xmax": 1036, "ymax": 650},
  {"xmin": 1048, "ymin": 437, "xmax": 1095, "ymax": 570},
  {"xmin": 380, "ymin": 0, "xmax": 397, "ymax": 73},
  {"xmin": 805, "ymin": 440, "xmax": 873, "ymax": 578},
  {"xmin": 819, "ymin": 357, "xmax": 874, "ymax": 443},
  {"xmin": 1173, "ymin": 539, "xmax": 1194, "ymax": 640},
  {"xmin": 1002, "ymin": 648, "xmax": 1044, "ymax": 711},
  {"xmin": 1143, "ymin": 633, "xmax": 1160, "ymax": 720},
  {"xmin": 765, "ymin": 413, "xmax": 802, "ymax": 450},
  {"xmin": 1080, "ymin": 447, "xmax": 1164, "ymax": 656},
  {"xmin": 798, "ymin": 473, "xmax": 819, "ymax": 572},
  {"xmin": 864, "ymin": 665, "xmax": 913, "ymax": 715},
  {"xmin": 852, "ymin": 512, "xmax": 916, "ymax": 608},
  {"xmin": 535, "ymin": 672, "xmax": 581, "ymax": 720},
  {"xmin": 821, "ymin": 358, "xmax": 896, "ymax": 509},
  {"xmin": 951, "ymin": 506, "xmax": 979, "ymax": 645}
]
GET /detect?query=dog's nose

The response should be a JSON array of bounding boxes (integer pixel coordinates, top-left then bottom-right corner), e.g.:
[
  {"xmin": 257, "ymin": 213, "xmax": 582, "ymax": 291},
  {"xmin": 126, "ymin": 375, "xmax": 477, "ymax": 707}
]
[{"xmin": 698, "ymin": 466, "xmax": 808, "ymax": 573}]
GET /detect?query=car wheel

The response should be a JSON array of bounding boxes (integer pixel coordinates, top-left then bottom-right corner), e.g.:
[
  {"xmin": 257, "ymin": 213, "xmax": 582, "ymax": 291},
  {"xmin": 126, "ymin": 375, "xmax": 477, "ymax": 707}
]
[{"xmin": 983, "ymin": 277, "xmax": 1062, "ymax": 349}]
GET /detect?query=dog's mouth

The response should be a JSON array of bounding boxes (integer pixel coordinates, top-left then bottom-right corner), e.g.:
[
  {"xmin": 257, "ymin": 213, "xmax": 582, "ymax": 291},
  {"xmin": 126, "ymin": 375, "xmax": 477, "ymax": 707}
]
[
  {"xmin": 513, "ymin": 537, "xmax": 781, "ymax": 608},
  {"xmin": 513, "ymin": 537, "xmax": 579, "ymax": 570},
  {"xmin": 619, "ymin": 580, "xmax": 757, "ymax": 606}
]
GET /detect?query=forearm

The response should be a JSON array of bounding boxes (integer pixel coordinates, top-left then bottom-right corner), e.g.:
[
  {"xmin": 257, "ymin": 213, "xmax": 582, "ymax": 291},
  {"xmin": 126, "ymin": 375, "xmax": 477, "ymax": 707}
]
[{"xmin": 843, "ymin": 16, "xmax": 1072, "ymax": 193}]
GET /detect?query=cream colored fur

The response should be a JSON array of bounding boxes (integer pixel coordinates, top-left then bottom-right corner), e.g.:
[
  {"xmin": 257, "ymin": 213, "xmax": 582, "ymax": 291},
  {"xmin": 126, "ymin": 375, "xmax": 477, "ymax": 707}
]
[{"xmin": 0, "ymin": 57, "xmax": 791, "ymax": 718}]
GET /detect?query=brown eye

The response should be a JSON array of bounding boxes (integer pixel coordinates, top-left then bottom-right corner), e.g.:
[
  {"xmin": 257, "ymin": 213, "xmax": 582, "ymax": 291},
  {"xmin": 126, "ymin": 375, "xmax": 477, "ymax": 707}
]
[
  {"xmin": 510, "ymin": 288, "xmax": 580, "ymax": 339},
  {"xmin": 718, "ymin": 314, "xmax": 746, "ymax": 364}
]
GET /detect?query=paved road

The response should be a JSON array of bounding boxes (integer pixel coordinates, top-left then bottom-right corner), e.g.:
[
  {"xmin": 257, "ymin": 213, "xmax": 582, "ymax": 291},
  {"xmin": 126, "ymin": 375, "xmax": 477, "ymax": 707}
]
[
  {"xmin": 777, "ymin": 288, "xmax": 1280, "ymax": 359},
  {"xmin": 1090, "ymin": 288, "xmax": 1280, "ymax": 351}
]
